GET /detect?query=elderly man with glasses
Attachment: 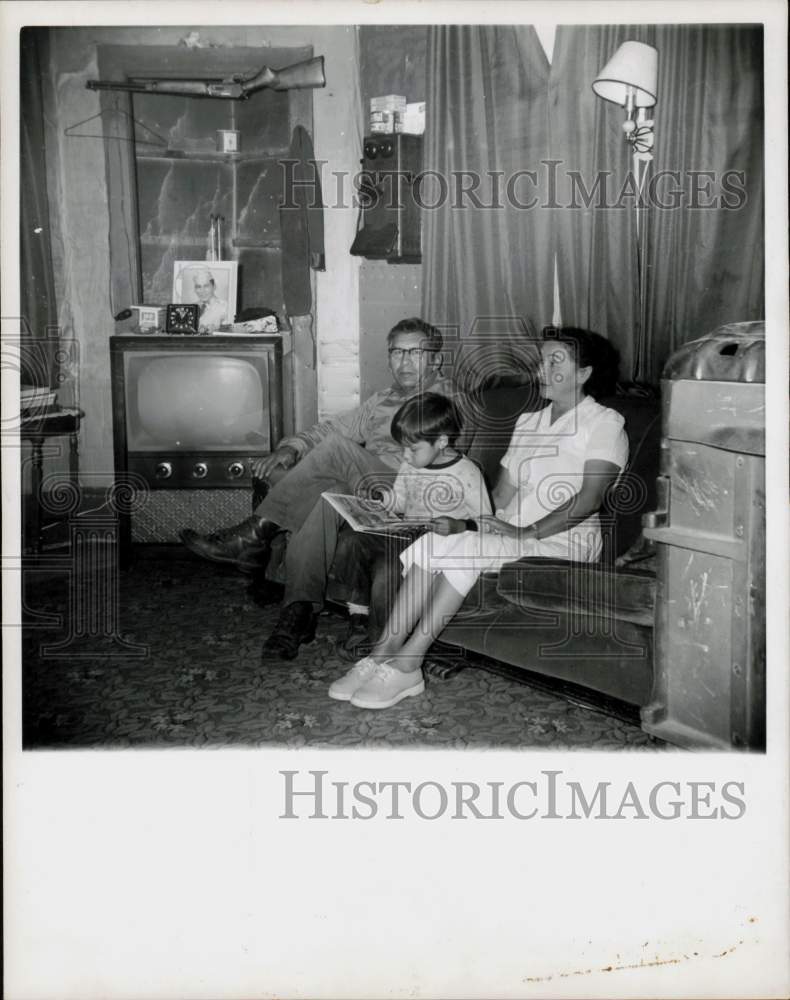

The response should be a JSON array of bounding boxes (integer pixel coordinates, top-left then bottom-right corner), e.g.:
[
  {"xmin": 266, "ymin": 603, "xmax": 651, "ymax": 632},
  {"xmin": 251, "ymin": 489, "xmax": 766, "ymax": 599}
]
[{"xmin": 180, "ymin": 317, "xmax": 459, "ymax": 660}]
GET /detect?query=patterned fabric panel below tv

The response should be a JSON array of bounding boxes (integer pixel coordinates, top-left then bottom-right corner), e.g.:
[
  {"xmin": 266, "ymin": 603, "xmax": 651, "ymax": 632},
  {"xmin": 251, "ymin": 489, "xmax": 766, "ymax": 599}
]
[{"xmin": 130, "ymin": 488, "xmax": 252, "ymax": 543}]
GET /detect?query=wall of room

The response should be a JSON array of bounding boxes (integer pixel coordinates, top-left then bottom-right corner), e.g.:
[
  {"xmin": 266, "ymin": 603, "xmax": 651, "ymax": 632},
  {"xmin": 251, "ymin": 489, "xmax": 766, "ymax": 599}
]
[
  {"xmin": 42, "ymin": 24, "xmax": 362, "ymax": 484},
  {"xmin": 37, "ymin": 23, "xmax": 433, "ymax": 489}
]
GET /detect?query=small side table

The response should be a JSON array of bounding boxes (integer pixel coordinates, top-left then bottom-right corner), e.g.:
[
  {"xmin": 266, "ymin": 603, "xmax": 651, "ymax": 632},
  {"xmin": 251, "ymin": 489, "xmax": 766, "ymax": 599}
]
[{"xmin": 21, "ymin": 406, "xmax": 85, "ymax": 554}]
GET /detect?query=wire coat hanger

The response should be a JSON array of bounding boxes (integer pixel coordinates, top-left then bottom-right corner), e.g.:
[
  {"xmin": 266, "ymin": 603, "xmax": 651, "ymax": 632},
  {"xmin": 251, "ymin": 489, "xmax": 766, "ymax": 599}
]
[{"xmin": 64, "ymin": 106, "xmax": 166, "ymax": 147}]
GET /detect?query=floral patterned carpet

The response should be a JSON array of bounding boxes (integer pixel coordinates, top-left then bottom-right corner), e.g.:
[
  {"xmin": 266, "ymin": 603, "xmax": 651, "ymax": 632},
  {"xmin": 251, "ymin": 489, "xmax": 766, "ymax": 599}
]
[{"xmin": 21, "ymin": 548, "xmax": 663, "ymax": 750}]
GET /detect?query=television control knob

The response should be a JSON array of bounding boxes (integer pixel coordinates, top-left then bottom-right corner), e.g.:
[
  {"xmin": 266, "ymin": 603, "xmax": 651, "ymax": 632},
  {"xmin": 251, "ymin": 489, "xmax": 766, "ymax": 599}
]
[
  {"xmin": 154, "ymin": 462, "xmax": 172, "ymax": 480},
  {"xmin": 192, "ymin": 462, "xmax": 208, "ymax": 479},
  {"xmin": 227, "ymin": 461, "xmax": 245, "ymax": 479}
]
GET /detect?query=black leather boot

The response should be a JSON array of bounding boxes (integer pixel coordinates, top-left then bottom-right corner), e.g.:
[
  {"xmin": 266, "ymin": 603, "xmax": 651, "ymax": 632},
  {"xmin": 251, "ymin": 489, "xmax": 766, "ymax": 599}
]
[
  {"xmin": 180, "ymin": 515, "xmax": 280, "ymax": 570},
  {"xmin": 261, "ymin": 601, "xmax": 318, "ymax": 661}
]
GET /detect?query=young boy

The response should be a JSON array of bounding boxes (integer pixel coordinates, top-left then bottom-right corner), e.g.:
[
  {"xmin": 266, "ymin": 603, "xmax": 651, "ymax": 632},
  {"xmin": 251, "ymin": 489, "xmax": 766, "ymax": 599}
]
[{"xmin": 329, "ymin": 392, "xmax": 491, "ymax": 695}]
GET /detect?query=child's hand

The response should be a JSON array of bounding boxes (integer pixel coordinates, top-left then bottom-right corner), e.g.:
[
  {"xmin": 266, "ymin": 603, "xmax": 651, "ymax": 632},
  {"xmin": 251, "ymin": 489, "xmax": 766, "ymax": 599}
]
[
  {"xmin": 478, "ymin": 516, "xmax": 521, "ymax": 539},
  {"xmin": 431, "ymin": 516, "xmax": 465, "ymax": 536}
]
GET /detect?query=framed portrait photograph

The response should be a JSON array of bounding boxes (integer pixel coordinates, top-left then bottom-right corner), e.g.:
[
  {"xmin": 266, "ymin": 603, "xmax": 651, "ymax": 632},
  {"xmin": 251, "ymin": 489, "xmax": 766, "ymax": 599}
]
[{"xmin": 172, "ymin": 260, "xmax": 238, "ymax": 333}]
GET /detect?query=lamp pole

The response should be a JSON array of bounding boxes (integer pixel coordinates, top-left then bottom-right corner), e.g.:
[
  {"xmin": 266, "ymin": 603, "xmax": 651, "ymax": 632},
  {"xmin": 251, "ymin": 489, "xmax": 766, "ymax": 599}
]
[
  {"xmin": 634, "ymin": 142, "xmax": 653, "ymax": 382},
  {"xmin": 592, "ymin": 40, "xmax": 658, "ymax": 383}
]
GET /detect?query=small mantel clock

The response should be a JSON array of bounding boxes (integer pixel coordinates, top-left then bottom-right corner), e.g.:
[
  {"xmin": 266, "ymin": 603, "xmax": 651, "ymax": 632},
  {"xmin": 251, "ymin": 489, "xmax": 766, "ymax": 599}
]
[{"xmin": 165, "ymin": 303, "xmax": 200, "ymax": 335}]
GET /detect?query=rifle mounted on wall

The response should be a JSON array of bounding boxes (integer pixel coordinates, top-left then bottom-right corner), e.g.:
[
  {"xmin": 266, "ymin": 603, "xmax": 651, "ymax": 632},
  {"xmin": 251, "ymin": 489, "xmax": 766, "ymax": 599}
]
[{"xmin": 86, "ymin": 55, "xmax": 325, "ymax": 100}]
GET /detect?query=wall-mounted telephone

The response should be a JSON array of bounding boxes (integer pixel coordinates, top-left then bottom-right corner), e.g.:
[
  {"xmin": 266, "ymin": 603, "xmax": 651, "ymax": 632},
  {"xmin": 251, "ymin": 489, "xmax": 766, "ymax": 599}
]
[{"xmin": 350, "ymin": 134, "xmax": 422, "ymax": 263}]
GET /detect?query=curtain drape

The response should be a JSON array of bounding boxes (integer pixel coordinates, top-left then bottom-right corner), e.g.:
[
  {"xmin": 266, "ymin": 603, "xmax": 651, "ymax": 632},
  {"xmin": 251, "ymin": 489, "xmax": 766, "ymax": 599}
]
[
  {"xmin": 20, "ymin": 28, "xmax": 58, "ymax": 387},
  {"xmin": 421, "ymin": 25, "xmax": 553, "ymax": 388},
  {"xmin": 421, "ymin": 24, "xmax": 764, "ymax": 387},
  {"xmin": 643, "ymin": 24, "xmax": 764, "ymax": 379}
]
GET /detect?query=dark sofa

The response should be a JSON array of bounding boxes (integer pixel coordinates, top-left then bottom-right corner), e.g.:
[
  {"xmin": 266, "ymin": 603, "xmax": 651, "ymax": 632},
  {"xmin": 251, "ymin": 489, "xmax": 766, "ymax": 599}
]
[
  {"xmin": 315, "ymin": 382, "xmax": 663, "ymax": 710},
  {"xmin": 436, "ymin": 384, "xmax": 662, "ymax": 708}
]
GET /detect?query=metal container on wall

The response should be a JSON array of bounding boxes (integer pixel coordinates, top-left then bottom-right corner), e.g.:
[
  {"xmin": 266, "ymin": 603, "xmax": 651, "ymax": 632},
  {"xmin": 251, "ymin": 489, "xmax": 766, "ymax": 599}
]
[{"xmin": 642, "ymin": 321, "xmax": 766, "ymax": 750}]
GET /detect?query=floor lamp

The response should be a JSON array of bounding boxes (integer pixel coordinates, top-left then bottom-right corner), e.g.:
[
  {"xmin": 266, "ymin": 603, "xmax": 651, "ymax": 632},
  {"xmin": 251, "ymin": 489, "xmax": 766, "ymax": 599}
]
[{"xmin": 593, "ymin": 41, "xmax": 658, "ymax": 382}]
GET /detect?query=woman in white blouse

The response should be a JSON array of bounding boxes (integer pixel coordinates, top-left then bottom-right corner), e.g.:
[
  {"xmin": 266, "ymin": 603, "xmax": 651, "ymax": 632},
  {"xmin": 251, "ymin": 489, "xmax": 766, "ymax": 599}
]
[{"xmin": 337, "ymin": 326, "xmax": 630, "ymax": 710}]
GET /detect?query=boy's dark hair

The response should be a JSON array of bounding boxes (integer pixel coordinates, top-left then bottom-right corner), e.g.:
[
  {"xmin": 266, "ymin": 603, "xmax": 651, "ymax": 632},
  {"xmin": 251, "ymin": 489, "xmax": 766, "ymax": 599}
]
[
  {"xmin": 541, "ymin": 326, "xmax": 620, "ymax": 399},
  {"xmin": 391, "ymin": 392, "xmax": 462, "ymax": 447},
  {"xmin": 387, "ymin": 317, "xmax": 443, "ymax": 353}
]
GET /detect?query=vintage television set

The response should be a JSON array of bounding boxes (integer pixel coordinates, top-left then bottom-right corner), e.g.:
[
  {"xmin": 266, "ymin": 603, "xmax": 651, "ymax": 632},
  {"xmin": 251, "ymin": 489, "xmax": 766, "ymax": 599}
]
[{"xmin": 110, "ymin": 334, "xmax": 282, "ymax": 556}]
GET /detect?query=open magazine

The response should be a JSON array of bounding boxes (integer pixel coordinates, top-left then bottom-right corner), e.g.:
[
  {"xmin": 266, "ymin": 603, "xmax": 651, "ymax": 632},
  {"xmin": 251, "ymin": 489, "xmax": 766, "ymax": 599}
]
[{"xmin": 321, "ymin": 492, "xmax": 433, "ymax": 539}]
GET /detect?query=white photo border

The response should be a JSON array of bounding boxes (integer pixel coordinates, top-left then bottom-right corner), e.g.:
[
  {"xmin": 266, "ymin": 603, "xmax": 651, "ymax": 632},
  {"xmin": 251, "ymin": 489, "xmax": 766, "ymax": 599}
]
[{"xmin": 172, "ymin": 259, "xmax": 238, "ymax": 328}]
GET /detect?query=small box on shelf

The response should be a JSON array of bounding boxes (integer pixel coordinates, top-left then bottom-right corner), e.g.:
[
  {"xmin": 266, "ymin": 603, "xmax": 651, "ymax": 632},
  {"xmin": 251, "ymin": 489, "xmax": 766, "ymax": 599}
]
[
  {"xmin": 395, "ymin": 102, "xmax": 426, "ymax": 135},
  {"xmin": 131, "ymin": 305, "xmax": 167, "ymax": 331},
  {"xmin": 370, "ymin": 94, "xmax": 407, "ymax": 111},
  {"xmin": 369, "ymin": 95, "xmax": 408, "ymax": 135}
]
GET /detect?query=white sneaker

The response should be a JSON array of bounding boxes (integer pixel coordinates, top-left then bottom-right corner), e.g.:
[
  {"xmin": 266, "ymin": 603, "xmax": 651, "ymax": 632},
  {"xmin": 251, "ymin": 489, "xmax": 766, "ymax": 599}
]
[
  {"xmin": 349, "ymin": 660, "xmax": 425, "ymax": 710},
  {"xmin": 328, "ymin": 656, "xmax": 380, "ymax": 701}
]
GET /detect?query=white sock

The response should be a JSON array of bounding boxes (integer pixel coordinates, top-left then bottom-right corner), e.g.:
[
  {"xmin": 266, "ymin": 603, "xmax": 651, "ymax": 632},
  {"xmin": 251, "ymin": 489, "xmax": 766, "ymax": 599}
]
[{"xmin": 347, "ymin": 603, "xmax": 369, "ymax": 617}]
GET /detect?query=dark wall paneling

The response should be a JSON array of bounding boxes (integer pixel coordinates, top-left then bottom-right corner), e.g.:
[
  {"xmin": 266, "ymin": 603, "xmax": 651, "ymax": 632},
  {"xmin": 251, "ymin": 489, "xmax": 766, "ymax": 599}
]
[
  {"xmin": 357, "ymin": 25, "xmax": 428, "ymax": 398},
  {"xmin": 359, "ymin": 24, "xmax": 428, "ymax": 109}
]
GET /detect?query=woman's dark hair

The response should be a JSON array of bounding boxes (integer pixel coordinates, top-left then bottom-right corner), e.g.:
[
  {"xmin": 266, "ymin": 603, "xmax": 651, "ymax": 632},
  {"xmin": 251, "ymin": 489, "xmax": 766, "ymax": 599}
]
[
  {"xmin": 391, "ymin": 392, "xmax": 462, "ymax": 446},
  {"xmin": 540, "ymin": 326, "xmax": 620, "ymax": 399},
  {"xmin": 387, "ymin": 317, "xmax": 443, "ymax": 353}
]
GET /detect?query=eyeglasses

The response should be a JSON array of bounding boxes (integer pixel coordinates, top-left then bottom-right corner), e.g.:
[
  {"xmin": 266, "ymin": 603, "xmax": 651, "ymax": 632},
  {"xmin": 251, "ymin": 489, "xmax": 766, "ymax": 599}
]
[{"xmin": 388, "ymin": 347, "xmax": 436, "ymax": 362}]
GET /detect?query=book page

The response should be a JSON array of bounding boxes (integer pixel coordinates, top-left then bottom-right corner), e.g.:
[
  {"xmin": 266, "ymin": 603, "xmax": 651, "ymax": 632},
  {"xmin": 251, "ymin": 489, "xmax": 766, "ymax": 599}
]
[{"xmin": 322, "ymin": 491, "xmax": 433, "ymax": 534}]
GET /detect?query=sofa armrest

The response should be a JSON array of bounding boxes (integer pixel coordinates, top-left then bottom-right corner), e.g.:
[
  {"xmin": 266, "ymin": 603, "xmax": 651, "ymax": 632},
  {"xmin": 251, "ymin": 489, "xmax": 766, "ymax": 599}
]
[{"xmin": 496, "ymin": 557, "xmax": 656, "ymax": 627}]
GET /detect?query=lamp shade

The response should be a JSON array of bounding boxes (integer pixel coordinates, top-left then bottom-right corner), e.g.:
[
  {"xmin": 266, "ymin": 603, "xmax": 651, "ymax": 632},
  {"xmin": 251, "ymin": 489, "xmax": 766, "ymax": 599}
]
[{"xmin": 592, "ymin": 41, "xmax": 658, "ymax": 107}]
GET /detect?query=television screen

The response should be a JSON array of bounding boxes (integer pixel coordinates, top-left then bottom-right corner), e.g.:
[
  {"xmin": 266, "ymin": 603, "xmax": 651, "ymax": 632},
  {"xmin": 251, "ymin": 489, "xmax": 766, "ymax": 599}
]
[{"xmin": 125, "ymin": 352, "xmax": 269, "ymax": 451}]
